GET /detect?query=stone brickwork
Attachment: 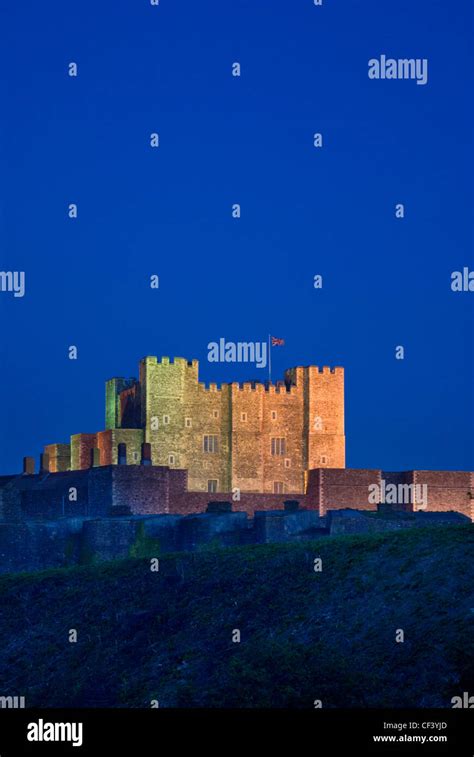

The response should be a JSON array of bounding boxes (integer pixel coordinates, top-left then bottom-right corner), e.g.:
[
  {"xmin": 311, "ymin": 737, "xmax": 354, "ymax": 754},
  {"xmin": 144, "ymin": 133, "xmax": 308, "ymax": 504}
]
[
  {"xmin": 105, "ymin": 377, "xmax": 138, "ymax": 430},
  {"xmin": 307, "ymin": 468, "xmax": 382, "ymax": 515},
  {"xmin": 44, "ymin": 444, "xmax": 71, "ymax": 472},
  {"xmin": 0, "ymin": 465, "xmax": 187, "ymax": 521},
  {"xmin": 110, "ymin": 465, "xmax": 186, "ymax": 515},
  {"xmin": 410, "ymin": 470, "xmax": 473, "ymax": 519},
  {"xmin": 307, "ymin": 468, "xmax": 474, "ymax": 518},
  {"xmin": 171, "ymin": 490, "xmax": 311, "ymax": 516},
  {"xmin": 86, "ymin": 465, "xmax": 188, "ymax": 517},
  {"xmin": 49, "ymin": 355, "xmax": 346, "ymax": 494},
  {"xmin": 3, "ymin": 463, "xmax": 473, "ymax": 522},
  {"xmin": 119, "ymin": 355, "xmax": 345, "ymax": 493},
  {"xmin": 96, "ymin": 429, "xmax": 144, "ymax": 466},
  {"xmin": 285, "ymin": 365, "xmax": 345, "ymax": 471},
  {"xmin": 71, "ymin": 433, "xmax": 97, "ymax": 471},
  {"xmin": 139, "ymin": 357, "xmax": 233, "ymax": 491}
]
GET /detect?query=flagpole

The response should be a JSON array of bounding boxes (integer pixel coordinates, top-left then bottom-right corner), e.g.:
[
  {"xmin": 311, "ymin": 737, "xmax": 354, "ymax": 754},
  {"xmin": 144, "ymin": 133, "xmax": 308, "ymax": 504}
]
[{"xmin": 268, "ymin": 334, "xmax": 272, "ymax": 384}]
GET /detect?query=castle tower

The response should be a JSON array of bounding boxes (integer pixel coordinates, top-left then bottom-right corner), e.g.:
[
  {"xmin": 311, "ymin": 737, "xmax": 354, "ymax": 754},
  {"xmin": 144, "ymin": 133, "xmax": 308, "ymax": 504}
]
[
  {"xmin": 139, "ymin": 356, "xmax": 193, "ymax": 464},
  {"xmin": 285, "ymin": 365, "xmax": 345, "ymax": 473},
  {"xmin": 70, "ymin": 355, "xmax": 345, "ymax": 489},
  {"xmin": 138, "ymin": 356, "xmax": 232, "ymax": 491},
  {"xmin": 105, "ymin": 377, "xmax": 138, "ymax": 430},
  {"xmin": 305, "ymin": 366, "xmax": 345, "ymax": 469}
]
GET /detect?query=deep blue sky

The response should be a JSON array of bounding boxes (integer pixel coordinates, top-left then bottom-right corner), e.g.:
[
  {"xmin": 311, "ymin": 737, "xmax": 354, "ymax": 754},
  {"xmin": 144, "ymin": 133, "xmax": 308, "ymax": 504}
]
[{"xmin": 1, "ymin": 0, "xmax": 473, "ymax": 474}]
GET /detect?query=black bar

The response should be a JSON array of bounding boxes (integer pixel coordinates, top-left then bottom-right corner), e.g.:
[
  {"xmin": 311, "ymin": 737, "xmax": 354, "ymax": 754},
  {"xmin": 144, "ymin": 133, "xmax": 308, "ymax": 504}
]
[{"xmin": 0, "ymin": 709, "xmax": 472, "ymax": 755}]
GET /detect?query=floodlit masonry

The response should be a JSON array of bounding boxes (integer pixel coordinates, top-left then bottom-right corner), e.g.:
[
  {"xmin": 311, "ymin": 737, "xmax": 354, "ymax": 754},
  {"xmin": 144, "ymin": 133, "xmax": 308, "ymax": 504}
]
[
  {"xmin": 2, "ymin": 461, "xmax": 472, "ymax": 522},
  {"xmin": 43, "ymin": 356, "xmax": 346, "ymax": 494},
  {"xmin": 7, "ymin": 353, "xmax": 472, "ymax": 524}
]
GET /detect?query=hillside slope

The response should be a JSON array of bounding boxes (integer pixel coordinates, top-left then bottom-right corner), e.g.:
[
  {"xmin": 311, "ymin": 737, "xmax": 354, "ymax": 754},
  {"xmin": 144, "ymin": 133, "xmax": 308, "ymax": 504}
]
[{"xmin": 0, "ymin": 526, "xmax": 473, "ymax": 708}]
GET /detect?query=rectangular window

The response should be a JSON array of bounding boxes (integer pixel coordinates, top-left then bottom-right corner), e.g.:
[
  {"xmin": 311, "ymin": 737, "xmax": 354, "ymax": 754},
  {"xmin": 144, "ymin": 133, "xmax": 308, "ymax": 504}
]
[
  {"xmin": 168, "ymin": 454, "xmax": 175, "ymax": 465},
  {"xmin": 271, "ymin": 410, "xmax": 277, "ymax": 420},
  {"xmin": 213, "ymin": 410, "xmax": 219, "ymax": 419},
  {"xmin": 320, "ymin": 455, "xmax": 328, "ymax": 465},
  {"xmin": 208, "ymin": 479, "xmax": 218, "ymax": 493},
  {"xmin": 284, "ymin": 458, "xmax": 291, "ymax": 469},
  {"xmin": 163, "ymin": 415, "xmax": 170, "ymax": 425},
  {"xmin": 203, "ymin": 435, "xmax": 219, "ymax": 453},
  {"xmin": 271, "ymin": 437, "xmax": 286, "ymax": 456},
  {"xmin": 273, "ymin": 481, "xmax": 284, "ymax": 494},
  {"xmin": 185, "ymin": 417, "xmax": 192, "ymax": 428},
  {"xmin": 241, "ymin": 412, "xmax": 247, "ymax": 422}
]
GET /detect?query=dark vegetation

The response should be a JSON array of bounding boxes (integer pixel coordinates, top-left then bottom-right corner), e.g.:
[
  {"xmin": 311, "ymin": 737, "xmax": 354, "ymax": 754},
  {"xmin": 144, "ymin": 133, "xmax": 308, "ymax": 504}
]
[{"xmin": 0, "ymin": 526, "xmax": 473, "ymax": 708}]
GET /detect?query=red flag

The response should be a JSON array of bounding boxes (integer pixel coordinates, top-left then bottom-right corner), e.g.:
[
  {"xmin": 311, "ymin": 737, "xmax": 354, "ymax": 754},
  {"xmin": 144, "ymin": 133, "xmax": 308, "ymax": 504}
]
[{"xmin": 271, "ymin": 336, "xmax": 285, "ymax": 346}]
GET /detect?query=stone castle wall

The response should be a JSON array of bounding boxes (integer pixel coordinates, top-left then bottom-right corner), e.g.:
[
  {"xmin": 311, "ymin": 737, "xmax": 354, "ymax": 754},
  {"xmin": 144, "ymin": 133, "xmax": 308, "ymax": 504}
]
[
  {"xmin": 307, "ymin": 468, "xmax": 383, "ymax": 515},
  {"xmin": 0, "ymin": 507, "xmax": 469, "ymax": 575},
  {"xmin": 412, "ymin": 470, "xmax": 473, "ymax": 518},
  {"xmin": 3, "ymin": 462, "xmax": 472, "ymax": 523},
  {"xmin": 307, "ymin": 468, "xmax": 474, "ymax": 518},
  {"xmin": 54, "ymin": 356, "xmax": 346, "ymax": 495}
]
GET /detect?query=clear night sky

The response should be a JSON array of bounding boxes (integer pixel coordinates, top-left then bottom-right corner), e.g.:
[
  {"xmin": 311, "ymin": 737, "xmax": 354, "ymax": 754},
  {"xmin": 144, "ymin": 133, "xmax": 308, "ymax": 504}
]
[{"xmin": 1, "ymin": 0, "xmax": 473, "ymax": 475}]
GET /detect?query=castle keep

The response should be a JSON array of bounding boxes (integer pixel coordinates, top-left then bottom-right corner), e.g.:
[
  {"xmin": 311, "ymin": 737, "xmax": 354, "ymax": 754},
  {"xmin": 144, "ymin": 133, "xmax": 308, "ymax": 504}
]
[
  {"xmin": 1, "ymin": 353, "xmax": 472, "ymax": 575},
  {"xmin": 45, "ymin": 356, "xmax": 346, "ymax": 494}
]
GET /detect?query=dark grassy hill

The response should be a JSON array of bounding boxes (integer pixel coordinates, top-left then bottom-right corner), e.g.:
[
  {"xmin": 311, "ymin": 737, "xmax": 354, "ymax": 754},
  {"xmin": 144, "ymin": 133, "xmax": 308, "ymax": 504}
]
[{"xmin": 0, "ymin": 526, "xmax": 473, "ymax": 708}]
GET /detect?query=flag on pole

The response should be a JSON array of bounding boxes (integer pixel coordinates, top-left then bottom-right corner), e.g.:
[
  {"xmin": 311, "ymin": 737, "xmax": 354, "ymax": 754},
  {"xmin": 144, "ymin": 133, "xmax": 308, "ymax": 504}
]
[{"xmin": 268, "ymin": 335, "xmax": 284, "ymax": 382}]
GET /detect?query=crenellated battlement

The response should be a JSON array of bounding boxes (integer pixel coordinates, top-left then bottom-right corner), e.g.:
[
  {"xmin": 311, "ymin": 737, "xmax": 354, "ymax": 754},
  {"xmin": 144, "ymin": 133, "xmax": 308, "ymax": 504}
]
[
  {"xmin": 140, "ymin": 355, "xmax": 199, "ymax": 368},
  {"xmin": 286, "ymin": 365, "xmax": 343, "ymax": 384},
  {"xmin": 309, "ymin": 365, "xmax": 344, "ymax": 376},
  {"xmin": 197, "ymin": 381, "xmax": 225, "ymax": 393},
  {"xmin": 52, "ymin": 351, "xmax": 345, "ymax": 491}
]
